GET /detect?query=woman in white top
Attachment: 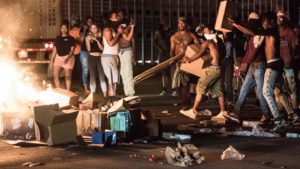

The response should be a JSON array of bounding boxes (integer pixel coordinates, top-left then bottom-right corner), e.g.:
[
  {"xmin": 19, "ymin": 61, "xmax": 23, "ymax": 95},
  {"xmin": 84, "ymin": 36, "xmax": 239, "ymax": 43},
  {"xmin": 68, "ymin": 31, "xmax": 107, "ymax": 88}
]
[{"xmin": 102, "ymin": 11, "xmax": 123, "ymax": 96}]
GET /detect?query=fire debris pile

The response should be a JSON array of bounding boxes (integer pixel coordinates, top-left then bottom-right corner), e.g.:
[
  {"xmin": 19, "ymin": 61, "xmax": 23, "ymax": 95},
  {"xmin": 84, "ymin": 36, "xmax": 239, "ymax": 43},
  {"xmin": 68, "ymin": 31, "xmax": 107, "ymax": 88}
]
[
  {"xmin": 77, "ymin": 93, "xmax": 162, "ymax": 146},
  {"xmin": 0, "ymin": 60, "xmax": 163, "ymax": 146},
  {"xmin": 0, "ymin": 61, "xmax": 41, "ymax": 139},
  {"xmin": 165, "ymin": 142, "xmax": 204, "ymax": 167}
]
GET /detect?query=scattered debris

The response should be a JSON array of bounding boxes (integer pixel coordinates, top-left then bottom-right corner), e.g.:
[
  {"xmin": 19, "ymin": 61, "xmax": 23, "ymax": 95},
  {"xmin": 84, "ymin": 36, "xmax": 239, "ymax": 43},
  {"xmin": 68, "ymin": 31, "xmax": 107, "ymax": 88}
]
[
  {"xmin": 25, "ymin": 133, "xmax": 33, "ymax": 140},
  {"xmin": 286, "ymin": 132, "xmax": 299, "ymax": 138},
  {"xmin": 199, "ymin": 120, "xmax": 219, "ymax": 127},
  {"xmin": 262, "ymin": 161, "xmax": 272, "ymax": 165},
  {"xmin": 221, "ymin": 145, "xmax": 245, "ymax": 160},
  {"xmin": 198, "ymin": 128, "xmax": 213, "ymax": 134},
  {"xmin": 162, "ymin": 132, "xmax": 191, "ymax": 143},
  {"xmin": 165, "ymin": 142, "xmax": 204, "ymax": 167},
  {"xmin": 22, "ymin": 162, "xmax": 44, "ymax": 167},
  {"xmin": 197, "ymin": 109, "xmax": 212, "ymax": 116},
  {"xmin": 129, "ymin": 153, "xmax": 160, "ymax": 164},
  {"xmin": 242, "ymin": 121, "xmax": 260, "ymax": 128},
  {"xmin": 53, "ymin": 157, "xmax": 62, "ymax": 160},
  {"xmin": 229, "ymin": 124, "xmax": 280, "ymax": 138},
  {"xmin": 161, "ymin": 110, "xmax": 168, "ymax": 114},
  {"xmin": 22, "ymin": 162, "xmax": 33, "ymax": 167},
  {"xmin": 107, "ymin": 99, "xmax": 129, "ymax": 113}
]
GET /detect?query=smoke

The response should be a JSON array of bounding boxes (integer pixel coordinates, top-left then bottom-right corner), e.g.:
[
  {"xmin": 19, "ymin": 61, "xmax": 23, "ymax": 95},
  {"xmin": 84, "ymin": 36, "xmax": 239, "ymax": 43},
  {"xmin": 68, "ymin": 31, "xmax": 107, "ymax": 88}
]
[
  {"xmin": 0, "ymin": 1, "xmax": 38, "ymax": 52},
  {"xmin": 0, "ymin": 1, "xmax": 41, "ymax": 113}
]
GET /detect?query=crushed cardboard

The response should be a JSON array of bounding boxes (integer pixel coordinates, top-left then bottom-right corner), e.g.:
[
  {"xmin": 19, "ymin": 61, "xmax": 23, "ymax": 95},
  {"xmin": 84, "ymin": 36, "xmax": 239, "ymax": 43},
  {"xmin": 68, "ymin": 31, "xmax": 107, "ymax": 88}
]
[
  {"xmin": 165, "ymin": 142, "xmax": 204, "ymax": 167},
  {"xmin": 221, "ymin": 145, "xmax": 245, "ymax": 160}
]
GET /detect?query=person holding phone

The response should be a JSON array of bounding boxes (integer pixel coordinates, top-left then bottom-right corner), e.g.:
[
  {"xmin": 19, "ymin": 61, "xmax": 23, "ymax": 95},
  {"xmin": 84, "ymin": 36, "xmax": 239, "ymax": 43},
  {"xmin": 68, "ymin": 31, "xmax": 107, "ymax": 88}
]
[{"xmin": 86, "ymin": 24, "xmax": 107, "ymax": 97}]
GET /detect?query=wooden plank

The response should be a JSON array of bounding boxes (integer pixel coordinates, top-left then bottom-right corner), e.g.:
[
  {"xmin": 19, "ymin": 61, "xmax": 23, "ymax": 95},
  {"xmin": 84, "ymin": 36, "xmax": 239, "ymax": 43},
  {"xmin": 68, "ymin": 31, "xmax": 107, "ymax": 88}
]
[
  {"xmin": 133, "ymin": 52, "xmax": 184, "ymax": 84},
  {"xmin": 214, "ymin": 0, "xmax": 236, "ymax": 33}
]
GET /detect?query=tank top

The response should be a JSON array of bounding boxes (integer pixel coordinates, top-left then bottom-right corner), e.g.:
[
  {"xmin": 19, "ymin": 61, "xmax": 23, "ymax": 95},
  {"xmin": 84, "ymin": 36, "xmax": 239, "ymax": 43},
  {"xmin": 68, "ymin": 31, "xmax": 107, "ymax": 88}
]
[
  {"xmin": 102, "ymin": 29, "xmax": 119, "ymax": 55},
  {"xmin": 89, "ymin": 38, "xmax": 102, "ymax": 53}
]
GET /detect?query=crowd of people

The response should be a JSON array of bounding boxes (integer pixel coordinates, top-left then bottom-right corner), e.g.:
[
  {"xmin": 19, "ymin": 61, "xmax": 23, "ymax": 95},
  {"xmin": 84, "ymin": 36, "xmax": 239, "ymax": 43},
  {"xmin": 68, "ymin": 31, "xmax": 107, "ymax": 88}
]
[
  {"xmin": 49, "ymin": 8, "xmax": 300, "ymax": 132},
  {"xmin": 154, "ymin": 11, "xmax": 300, "ymax": 132},
  {"xmin": 50, "ymin": 9, "xmax": 135, "ymax": 97}
]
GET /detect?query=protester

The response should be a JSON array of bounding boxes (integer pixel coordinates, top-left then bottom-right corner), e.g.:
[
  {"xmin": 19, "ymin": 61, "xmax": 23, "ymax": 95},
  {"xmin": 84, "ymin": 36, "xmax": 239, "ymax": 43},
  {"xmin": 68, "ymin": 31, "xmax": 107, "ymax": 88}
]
[
  {"xmin": 118, "ymin": 10, "xmax": 136, "ymax": 96},
  {"xmin": 180, "ymin": 25, "xmax": 227, "ymax": 119},
  {"xmin": 102, "ymin": 10, "xmax": 123, "ymax": 96},
  {"xmin": 79, "ymin": 16, "xmax": 94, "ymax": 95},
  {"xmin": 86, "ymin": 24, "xmax": 107, "ymax": 96},
  {"xmin": 51, "ymin": 23, "xmax": 76, "ymax": 91},
  {"xmin": 170, "ymin": 17, "xmax": 200, "ymax": 111}
]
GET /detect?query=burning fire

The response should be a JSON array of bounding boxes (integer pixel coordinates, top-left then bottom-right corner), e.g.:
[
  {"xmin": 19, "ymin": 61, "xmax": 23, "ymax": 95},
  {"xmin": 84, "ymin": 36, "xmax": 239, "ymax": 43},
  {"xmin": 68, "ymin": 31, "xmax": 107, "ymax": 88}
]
[
  {"xmin": 0, "ymin": 61, "xmax": 38, "ymax": 113},
  {"xmin": 0, "ymin": 60, "xmax": 62, "ymax": 113}
]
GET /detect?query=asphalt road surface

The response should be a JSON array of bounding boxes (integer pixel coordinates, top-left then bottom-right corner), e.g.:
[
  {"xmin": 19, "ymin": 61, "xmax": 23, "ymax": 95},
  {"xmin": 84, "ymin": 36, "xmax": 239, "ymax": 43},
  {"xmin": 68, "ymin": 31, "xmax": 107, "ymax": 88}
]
[{"xmin": 1, "ymin": 75, "xmax": 300, "ymax": 169}]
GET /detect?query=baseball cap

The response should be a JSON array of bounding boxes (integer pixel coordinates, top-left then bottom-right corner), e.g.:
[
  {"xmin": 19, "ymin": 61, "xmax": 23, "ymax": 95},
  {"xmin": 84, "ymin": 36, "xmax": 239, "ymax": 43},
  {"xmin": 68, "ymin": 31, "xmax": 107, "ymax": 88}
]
[{"xmin": 248, "ymin": 12, "xmax": 259, "ymax": 20}]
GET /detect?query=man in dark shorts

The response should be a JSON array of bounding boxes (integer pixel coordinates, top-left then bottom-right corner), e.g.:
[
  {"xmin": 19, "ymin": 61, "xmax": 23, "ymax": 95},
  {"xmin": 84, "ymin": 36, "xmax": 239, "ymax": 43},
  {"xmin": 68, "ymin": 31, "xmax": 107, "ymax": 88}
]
[{"xmin": 169, "ymin": 17, "xmax": 200, "ymax": 110}]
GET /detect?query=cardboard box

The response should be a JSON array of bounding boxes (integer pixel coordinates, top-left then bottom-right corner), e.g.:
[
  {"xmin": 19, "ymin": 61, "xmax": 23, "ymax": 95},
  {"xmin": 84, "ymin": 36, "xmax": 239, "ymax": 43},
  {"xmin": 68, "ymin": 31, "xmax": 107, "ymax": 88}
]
[
  {"xmin": 51, "ymin": 88, "xmax": 79, "ymax": 108},
  {"xmin": 211, "ymin": 117, "xmax": 226, "ymax": 125},
  {"xmin": 0, "ymin": 111, "xmax": 35, "ymax": 137},
  {"xmin": 180, "ymin": 44, "xmax": 212, "ymax": 77},
  {"xmin": 34, "ymin": 104, "xmax": 78, "ymax": 146},
  {"xmin": 215, "ymin": 0, "xmax": 236, "ymax": 33},
  {"xmin": 76, "ymin": 109, "xmax": 108, "ymax": 134},
  {"xmin": 107, "ymin": 99, "xmax": 129, "ymax": 113},
  {"xmin": 80, "ymin": 93, "xmax": 104, "ymax": 110}
]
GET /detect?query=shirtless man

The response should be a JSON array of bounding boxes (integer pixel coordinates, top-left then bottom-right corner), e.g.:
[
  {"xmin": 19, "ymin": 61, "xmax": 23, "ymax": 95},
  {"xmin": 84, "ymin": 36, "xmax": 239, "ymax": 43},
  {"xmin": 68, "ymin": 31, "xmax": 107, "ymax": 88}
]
[
  {"xmin": 179, "ymin": 25, "xmax": 227, "ymax": 120},
  {"xmin": 229, "ymin": 12, "xmax": 286, "ymax": 131},
  {"xmin": 170, "ymin": 17, "xmax": 200, "ymax": 110}
]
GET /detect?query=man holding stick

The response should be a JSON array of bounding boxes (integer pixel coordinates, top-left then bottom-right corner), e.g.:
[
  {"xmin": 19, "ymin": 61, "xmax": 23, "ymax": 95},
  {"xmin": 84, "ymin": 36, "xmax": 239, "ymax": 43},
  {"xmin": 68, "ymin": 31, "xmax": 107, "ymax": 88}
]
[{"xmin": 179, "ymin": 25, "xmax": 229, "ymax": 120}]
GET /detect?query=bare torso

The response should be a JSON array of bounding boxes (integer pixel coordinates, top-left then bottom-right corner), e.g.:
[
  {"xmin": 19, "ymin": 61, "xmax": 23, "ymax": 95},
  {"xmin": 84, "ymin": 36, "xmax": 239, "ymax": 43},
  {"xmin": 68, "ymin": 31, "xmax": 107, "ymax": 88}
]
[
  {"xmin": 264, "ymin": 36, "xmax": 277, "ymax": 61},
  {"xmin": 207, "ymin": 40, "xmax": 220, "ymax": 65},
  {"xmin": 173, "ymin": 32, "xmax": 195, "ymax": 55}
]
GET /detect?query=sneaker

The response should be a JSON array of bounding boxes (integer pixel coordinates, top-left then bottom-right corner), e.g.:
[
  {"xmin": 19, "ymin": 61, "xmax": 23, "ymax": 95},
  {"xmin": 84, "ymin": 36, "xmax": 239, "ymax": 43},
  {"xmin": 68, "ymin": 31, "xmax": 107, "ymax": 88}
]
[
  {"xmin": 271, "ymin": 118, "xmax": 286, "ymax": 132},
  {"xmin": 179, "ymin": 108, "xmax": 197, "ymax": 119},
  {"xmin": 223, "ymin": 112, "xmax": 240, "ymax": 123},
  {"xmin": 212, "ymin": 111, "xmax": 228, "ymax": 119},
  {"xmin": 172, "ymin": 91, "xmax": 179, "ymax": 97},
  {"xmin": 159, "ymin": 90, "xmax": 168, "ymax": 96}
]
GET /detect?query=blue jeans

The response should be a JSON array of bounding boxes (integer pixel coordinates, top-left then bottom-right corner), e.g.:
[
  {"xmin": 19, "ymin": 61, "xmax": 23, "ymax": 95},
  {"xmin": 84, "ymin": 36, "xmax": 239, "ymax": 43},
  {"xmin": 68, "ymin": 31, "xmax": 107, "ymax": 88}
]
[
  {"xmin": 263, "ymin": 68, "xmax": 281, "ymax": 118},
  {"xmin": 80, "ymin": 51, "xmax": 89, "ymax": 88},
  {"xmin": 234, "ymin": 62, "xmax": 270, "ymax": 115}
]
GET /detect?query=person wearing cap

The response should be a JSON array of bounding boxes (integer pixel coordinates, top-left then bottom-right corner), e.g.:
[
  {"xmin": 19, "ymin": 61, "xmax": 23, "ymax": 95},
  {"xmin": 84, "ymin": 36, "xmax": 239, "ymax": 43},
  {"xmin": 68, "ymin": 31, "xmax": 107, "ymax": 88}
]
[
  {"xmin": 277, "ymin": 11, "xmax": 300, "ymax": 123},
  {"xmin": 169, "ymin": 17, "xmax": 200, "ymax": 111},
  {"xmin": 228, "ymin": 12, "xmax": 294, "ymax": 131},
  {"xmin": 225, "ymin": 12, "xmax": 271, "ymax": 124}
]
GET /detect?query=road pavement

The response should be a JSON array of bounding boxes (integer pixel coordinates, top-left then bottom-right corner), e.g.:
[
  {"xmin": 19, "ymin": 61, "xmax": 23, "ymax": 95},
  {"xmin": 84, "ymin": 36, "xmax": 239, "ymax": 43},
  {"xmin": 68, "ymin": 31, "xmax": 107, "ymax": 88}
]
[{"xmin": 0, "ymin": 75, "xmax": 300, "ymax": 169}]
